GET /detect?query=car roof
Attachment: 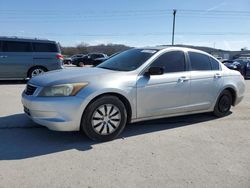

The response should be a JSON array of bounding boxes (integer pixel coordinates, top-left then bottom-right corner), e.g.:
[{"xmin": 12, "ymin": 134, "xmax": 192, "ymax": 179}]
[
  {"xmin": 0, "ymin": 36, "xmax": 56, "ymax": 43},
  {"xmin": 137, "ymin": 46, "xmax": 209, "ymax": 54}
]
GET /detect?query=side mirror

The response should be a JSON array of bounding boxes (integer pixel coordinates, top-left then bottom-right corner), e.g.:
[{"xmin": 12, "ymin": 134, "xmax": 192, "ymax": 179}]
[{"xmin": 146, "ymin": 67, "xmax": 164, "ymax": 76}]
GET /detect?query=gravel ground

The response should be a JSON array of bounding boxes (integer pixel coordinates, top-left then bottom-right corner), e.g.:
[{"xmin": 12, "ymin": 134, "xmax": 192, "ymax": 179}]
[{"xmin": 0, "ymin": 80, "xmax": 249, "ymax": 188}]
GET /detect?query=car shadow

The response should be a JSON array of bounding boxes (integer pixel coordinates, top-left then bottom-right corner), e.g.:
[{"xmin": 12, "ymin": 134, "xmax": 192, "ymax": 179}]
[{"xmin": 0, "ymin": 112, "xmax": 229, "ymax": 160}]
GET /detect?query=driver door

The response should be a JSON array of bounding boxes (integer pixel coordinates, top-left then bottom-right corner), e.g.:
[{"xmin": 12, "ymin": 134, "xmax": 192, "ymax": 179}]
[{"xmin": 136, "ymin": 51, "xmax": 191, "ymax": 119}]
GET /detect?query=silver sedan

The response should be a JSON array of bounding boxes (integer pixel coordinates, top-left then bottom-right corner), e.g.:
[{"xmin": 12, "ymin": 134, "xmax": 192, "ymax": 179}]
[{"xmin": 22, "ymin": 47, "xmax": 245, "ymax": 141}]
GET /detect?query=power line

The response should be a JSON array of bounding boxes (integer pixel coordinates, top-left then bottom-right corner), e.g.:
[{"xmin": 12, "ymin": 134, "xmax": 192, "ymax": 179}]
[{"xmin": 2, "ymin": 32, "xmax": 249, "ymax": 37}]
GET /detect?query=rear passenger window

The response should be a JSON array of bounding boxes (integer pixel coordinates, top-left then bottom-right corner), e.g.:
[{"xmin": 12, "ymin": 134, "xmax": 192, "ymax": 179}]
[
  {"xmin": 3, "ymin": 41, "xmax": 31, "ymax": 52},
  {"xmin": 209, "ymin": 57, "xmax": 220, "ymax": 70},
  {"xmin": 150, "ymin": 51, "xmax": 186, "ymax": 73},
  {"xmin": 33, "ymin": 43, "xmax": 58, "ymax": 52},
  {"xmin": 189, "ymin": 52, "xmax": 212, "ymax": 71}
]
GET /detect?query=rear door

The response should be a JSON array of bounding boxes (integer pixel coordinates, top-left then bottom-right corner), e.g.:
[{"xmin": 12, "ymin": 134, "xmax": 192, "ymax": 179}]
[
  {"xmin": 188, "ymin": 51, "xmax": 223, "ymax": 111},
  {"xmin": 1, "ymin": 41, "xmax": 32, "ymax": 78},
  {"xmin": 32, "ymin": 42, "xmax": 60, "ymax": 71}
]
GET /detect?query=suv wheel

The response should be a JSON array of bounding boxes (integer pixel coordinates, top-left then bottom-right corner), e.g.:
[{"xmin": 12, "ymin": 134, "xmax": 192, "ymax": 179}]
[
  {"xmin": 28, "ymin": 67, "xmax": 47, "ymax": 78},
  {"xmin": 81, "ymin": 96, "xmax": 127, "ymax": 142},
  {"xmin": 213, "ymin": 90, "xmax": 232, "ymax": 117},
  {"xmin": 78, "ymin": 62, "xmax": 85, "ymax": 67}
]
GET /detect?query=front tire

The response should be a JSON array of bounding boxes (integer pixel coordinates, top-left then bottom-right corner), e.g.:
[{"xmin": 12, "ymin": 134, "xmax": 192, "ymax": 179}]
[
  {"xmin": 78, "ymin": 62, "xmax": 85, "ymax": 67},
  {"xmin": 213, "ymin": 90, "xmax": 232, "ymax": 117},
  {"xmin": 81, "ymin": 96, "xmax": 127, "ymax": 142}
]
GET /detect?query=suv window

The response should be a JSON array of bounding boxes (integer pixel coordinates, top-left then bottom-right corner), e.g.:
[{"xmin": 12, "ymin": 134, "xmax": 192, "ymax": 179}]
[
  {"xmin": 32, "ymin": 42, "xmax": 58, "ymax": 52},
  {"xmin": 90, "ymin": 54, "xmax": 103, "ymax": 59},
  {"xmin": 189, "ymin": 52, "xmax": 212, "ymax": 71},
  {"xmin": 209, "ymin": 57, "xmax": 220, "ymax": 70},
  {"xmin": 0, "ymin": 41, "xmax": 2, "ymax": 52},
  {"xmin": 3, "ymin": 41, "xmax": 31, "ymax": 52},
  {"xmin": 150, "ymin": 51, "xmax": 186, "ymax": 73}
]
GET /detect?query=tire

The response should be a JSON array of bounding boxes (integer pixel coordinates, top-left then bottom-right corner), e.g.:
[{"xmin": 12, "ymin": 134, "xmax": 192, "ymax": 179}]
[
  {"xmin": 78, "ymin": 62, "xmax": 85, "ymax": 67},
  {"xmin": 28, "ymin": 66, "xmax": 47, "ymax": 78},
  {"xmin": 81, "ymin": 95, "xmax": 127, "ymax": 142},
  {"xmin": 213, "ymin": 90, "xmax": 232, "ymax": 117}
]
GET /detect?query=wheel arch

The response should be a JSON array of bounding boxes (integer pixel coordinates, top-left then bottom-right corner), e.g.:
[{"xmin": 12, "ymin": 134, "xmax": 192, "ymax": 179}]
[
  {"xmin": 27, "ymin": 65, "xmax": 48, "ymax": 78},
  {"xmin": 82, "ymin": 92, "xmax": 133, "ymax": 124},
  {"xmin": 219, "ymin": 85, "xmax": 237, "ymax": 106}
]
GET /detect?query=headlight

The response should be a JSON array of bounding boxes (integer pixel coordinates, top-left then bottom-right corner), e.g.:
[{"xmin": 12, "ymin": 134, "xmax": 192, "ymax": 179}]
[{"xmin": 38, "ymin": 83, "xmax": 88, "ymax": 97}]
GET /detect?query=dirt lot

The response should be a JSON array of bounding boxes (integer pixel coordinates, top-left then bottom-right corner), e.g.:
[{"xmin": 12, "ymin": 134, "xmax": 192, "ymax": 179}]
[{"xmin": 0, "ymin": 80, "xmax": 249, "ymax": 188}]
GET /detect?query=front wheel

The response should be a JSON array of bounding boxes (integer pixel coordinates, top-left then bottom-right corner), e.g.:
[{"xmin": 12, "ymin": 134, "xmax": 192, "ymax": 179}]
[
  {"xmin": 213, "ymin": 90, "xmax": 232, "ymax": 117},
  {"xmin": 78, "ymin": 62, "xmax": 85, "ymax": 67},
  {"xmin": 81, "ymin": 96, "xmax": 127, "ymax": 142}
]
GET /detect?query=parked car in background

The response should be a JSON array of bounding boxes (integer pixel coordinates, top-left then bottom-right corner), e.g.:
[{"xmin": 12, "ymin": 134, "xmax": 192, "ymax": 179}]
[
  {"xmin": 222, "ymin": 60, "xmax": 241, "ymax": 71},
  {"xmin": 22, "ymin": 47, "xmax": 245, "ymax": 141},
  {"xmin": 223, "ymin": 59, "xmax": 250, "ymax": 79},
  {"xmin": 0, "ymin": 37, "xmax": 63, "ymax": 79},
  {"xmin": 92, "ymin": 52, "xmax": 121, "ymax": 66},
  {"xmin": 63, "ymin": 54, "xmax": 86, "ymax": 65},
  {"xmin": 72, "ymin": 53, "xmax": 108, "ymax": 67},
  {"xmin": 216, "ymin": 57, "xmax": 224, "ymax": 62}
]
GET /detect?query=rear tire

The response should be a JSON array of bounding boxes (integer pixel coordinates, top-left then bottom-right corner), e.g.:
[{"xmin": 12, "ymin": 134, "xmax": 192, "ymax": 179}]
[
  {"xmin": 81, "ymin": 96, "xmax": 127, "ymax": 142},
  {"xmin": 213, "ymin": 90, "xmax": 232, "ymax": 117},
  {"xmin": 28, "ymin": 66, "xmax": 47, "ymax": 78}
]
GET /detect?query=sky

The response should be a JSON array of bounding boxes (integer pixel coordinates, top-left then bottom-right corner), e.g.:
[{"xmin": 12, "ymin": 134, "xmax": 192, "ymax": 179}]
[{"xmin": 0, "ymin": 0, "xmax": 250, "ymax": 50}]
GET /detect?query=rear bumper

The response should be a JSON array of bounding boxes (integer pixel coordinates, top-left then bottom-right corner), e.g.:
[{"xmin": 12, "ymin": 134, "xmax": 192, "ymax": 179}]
[
  {"xmin": 21, "ymin": 93, "xmax": 85, "ymax": 131},
  {"xmin": 48, "ymin": 62, "xmax": 64, "ymax": 71},
  {"xmin": 235, "ymin": 95, "xmax": 244, "ymax": 106}
]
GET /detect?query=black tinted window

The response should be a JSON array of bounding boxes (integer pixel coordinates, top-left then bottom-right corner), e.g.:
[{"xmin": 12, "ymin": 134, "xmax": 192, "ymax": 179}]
[
  {"xmin": 91, "ymin": 54, "xmax": 103, "ymax": 59},
  {"xmin": 189, "ymin": 52, "xmax": 211, "ymax": 71},
  {"xmin": 150, "ymin": 51, "xmax": 186, "ymax": 73},
  {"xmin": 33, "ymin": 42, "xmax": 58, "ymax": 52},
  {"xmin": 3, "ymin": 41, "xmax": 31, "ymax": 52},
  {"xmin": 209, "ymin": 57, "xmax": 220, "ymax": 70}
]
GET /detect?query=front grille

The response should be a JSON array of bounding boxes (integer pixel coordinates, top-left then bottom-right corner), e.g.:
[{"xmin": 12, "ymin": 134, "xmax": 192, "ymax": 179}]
[{"xmin": 25, "ymin": 84, "xmax": 37, "ymax": 95}]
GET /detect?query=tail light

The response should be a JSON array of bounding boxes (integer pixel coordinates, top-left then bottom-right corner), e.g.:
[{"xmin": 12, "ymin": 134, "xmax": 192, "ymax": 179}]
[{"xmin": 56, "ymin": 54, "xmax": 64, "ymax": 60}]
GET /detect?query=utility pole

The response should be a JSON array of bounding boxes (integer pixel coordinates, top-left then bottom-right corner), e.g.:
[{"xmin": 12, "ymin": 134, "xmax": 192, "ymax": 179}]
[{"xmin": 172, "ymin": 9, "xmax": 177, "ymax": 46}]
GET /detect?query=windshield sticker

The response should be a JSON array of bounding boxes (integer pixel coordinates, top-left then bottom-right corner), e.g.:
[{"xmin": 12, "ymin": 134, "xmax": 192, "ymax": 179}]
[{"xmin": 141, "ymin": 50, "xmax": 157, "ymax": 54}]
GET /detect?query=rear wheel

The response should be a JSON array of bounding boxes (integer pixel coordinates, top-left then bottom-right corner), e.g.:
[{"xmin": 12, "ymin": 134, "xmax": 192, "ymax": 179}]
[
  {"xmin": 81, "ymin": 96, "xmax": 127, "ymax": 142},
  {"xmin": 213, "ymin": 90, "xmax": 232, "ymax": 117},
  {"xmin": 28, "ymin": 66, "xmax": 47, "ymax": 78}
]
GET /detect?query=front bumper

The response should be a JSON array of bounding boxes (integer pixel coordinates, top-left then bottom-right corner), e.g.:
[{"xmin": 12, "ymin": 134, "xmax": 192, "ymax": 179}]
[{"xmin": 22, "ymin": 92, "xmax": 85, "ymax": 131}]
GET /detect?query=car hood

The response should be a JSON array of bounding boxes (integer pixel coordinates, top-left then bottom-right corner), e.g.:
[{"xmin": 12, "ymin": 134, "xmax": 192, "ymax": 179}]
[{"xmin": 29, "ymin": 67, "xmax": 126, "ymax": 87}]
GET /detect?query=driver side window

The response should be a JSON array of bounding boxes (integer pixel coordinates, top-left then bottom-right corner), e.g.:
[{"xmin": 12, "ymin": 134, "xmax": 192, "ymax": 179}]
[{"xmin": 150, "ymin": 51, "xmax": 186, "ymax": 73}]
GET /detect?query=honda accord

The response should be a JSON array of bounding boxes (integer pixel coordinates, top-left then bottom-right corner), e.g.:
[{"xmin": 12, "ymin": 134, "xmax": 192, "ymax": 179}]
[{"xmin": 22, "ymin": 47, "xmax": 245, "ymax": 141}]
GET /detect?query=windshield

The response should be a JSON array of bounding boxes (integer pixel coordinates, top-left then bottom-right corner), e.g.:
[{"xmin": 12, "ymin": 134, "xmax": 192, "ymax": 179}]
[{"xmin": 97, "ymin": 48, "xmax": 158, "ymax": 71}]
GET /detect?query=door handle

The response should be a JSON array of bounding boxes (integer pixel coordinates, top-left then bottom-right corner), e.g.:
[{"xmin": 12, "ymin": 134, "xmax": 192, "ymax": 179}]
[
  {"xmin": 214, "ymin": 73, "xmax": 222, "ymax": 78},
  {"xmin": 178, "ymin": 76, "xmax": 190, "ymax": 83},
  {"xmin": 0, "ymin": 56, "xmax": 7, "ymax": 58}
]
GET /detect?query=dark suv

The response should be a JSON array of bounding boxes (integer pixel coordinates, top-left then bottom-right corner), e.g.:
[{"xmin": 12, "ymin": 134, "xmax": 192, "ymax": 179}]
[
  {"xmin": 72, "ymin": 53, "xmax": 108, "ymax": 67},
  {"xmin": 0, "ymin": 37, "xmax": 63, "ymax": 79}
]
